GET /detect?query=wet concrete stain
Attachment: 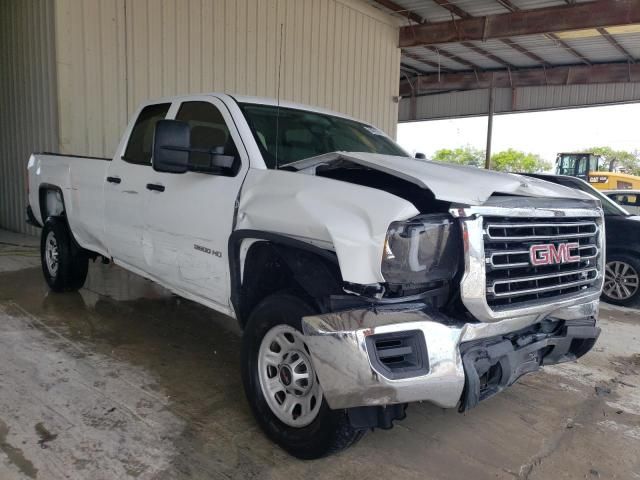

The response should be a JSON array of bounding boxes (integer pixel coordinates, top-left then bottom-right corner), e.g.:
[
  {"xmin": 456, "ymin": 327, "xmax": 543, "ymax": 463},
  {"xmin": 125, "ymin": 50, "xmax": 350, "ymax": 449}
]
[
  {"xmin": 0, "ymin": 420, "xmax": 38, "ymax": 478},
  {"xmin": 0, "ymin": 262, "xmax": 639, "ymax": 479},
  {"xmin": 34, "ymin": 422, "xmax": 58, "ymax": 449}
]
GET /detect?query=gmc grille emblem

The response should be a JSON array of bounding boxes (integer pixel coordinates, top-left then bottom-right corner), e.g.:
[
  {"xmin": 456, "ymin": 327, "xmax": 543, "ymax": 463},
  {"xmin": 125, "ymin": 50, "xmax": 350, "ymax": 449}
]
[{"xmin": 530, "ymin": 242, "xmax": 580, "ymax": 266}]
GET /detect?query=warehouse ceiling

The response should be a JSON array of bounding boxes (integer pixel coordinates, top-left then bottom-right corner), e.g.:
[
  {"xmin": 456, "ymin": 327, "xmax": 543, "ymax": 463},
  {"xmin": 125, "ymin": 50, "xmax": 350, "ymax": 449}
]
[{"xmin": 366, "ymin": 0, "xmax": 640, "ymax": 99}]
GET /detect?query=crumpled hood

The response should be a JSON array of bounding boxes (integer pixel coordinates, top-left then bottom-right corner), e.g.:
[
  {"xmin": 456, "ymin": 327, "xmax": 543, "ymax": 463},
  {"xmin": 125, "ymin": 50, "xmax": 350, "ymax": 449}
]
[{"xmin": 290, "ymin": 152, "xmax": 592, "ymax": 205}]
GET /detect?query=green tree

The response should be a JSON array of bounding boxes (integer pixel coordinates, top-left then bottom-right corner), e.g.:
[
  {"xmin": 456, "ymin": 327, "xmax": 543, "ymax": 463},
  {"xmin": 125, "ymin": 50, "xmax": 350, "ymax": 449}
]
[
  {"xmin": 431, "ymin": 145, "xmax": 484, "ymax": 167},
  {"xmin": 490, "ymin": 149, "xmax": 551, "ymax": 173},
  {"xmin": 582, "ymin": 146, "xmax": 640, "ymax": 175}
]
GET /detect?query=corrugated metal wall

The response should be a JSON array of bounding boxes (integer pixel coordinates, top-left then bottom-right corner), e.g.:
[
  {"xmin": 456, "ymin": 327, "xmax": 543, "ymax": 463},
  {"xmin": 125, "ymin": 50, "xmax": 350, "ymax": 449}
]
[
  {"xmin": 55, "ymin": 0, "xmax": 401, "ymax": 158},
  {"xmin": 55, "ymin": 0, "xmax": 128, "ymax": 159},
  {"xmin": 0, "ymin": 0, "xmax": 59, "ymax": 235},
  {"xmin": 399, "ymin": 83, "xmax": 640, "ymax": 121}
]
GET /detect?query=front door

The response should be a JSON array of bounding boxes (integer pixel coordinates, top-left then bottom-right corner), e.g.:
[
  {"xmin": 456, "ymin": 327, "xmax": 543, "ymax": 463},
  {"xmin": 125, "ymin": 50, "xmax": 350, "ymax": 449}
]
[{"xmin": 143, "ymin": 96, "xmax": 248, "ymax": 311}]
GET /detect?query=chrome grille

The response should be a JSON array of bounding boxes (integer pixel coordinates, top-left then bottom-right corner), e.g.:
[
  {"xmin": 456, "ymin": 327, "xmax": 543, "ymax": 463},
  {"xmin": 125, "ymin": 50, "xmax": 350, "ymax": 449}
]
[{"xmin": 484, "ymin": 217, "xmax": 601, "ymax": 308}]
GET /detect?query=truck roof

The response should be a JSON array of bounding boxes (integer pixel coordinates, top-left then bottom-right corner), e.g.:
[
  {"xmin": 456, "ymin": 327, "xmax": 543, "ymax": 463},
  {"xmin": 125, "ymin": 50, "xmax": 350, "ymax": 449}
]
[
  {"xmin": 231, "ymin": 94, "xmax": 360, "ymax": 122},
  {"xmin": 557, "ymin": 152, "xmax": 595, "ymax": 155},
  {"xmin": 138, "ymin": 92, "xmax": 362, "ymax": 124}
]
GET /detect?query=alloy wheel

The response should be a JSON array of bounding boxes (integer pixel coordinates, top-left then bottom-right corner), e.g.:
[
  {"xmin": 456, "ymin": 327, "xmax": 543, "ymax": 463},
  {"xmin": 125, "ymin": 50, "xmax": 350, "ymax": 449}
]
[{"xmin": 604, "ymin": 260, "xmax": 640, "ymax": 301}]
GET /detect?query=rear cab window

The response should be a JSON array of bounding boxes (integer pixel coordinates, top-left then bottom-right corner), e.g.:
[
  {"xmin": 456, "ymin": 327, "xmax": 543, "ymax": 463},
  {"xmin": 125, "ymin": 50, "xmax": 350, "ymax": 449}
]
[{"xmin": 123, "ymin": 103, "xmax": 171, "ymax": 165}]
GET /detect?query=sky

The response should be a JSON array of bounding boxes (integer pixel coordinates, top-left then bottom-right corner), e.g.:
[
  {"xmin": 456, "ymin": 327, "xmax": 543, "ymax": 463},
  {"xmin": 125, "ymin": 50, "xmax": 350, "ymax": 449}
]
[{"xmin": 397, "ymin": 103, "xmax": 640, "ymax": 170}]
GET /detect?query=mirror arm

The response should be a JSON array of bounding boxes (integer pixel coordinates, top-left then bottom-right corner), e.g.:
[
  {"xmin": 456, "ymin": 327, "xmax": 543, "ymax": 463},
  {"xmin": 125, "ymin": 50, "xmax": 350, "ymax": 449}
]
[
  {"xmin": 160, "ymin": 145, "xmax": 191, "ymax": 154},
  {"xmin": 189, "ymin": 165, "xmax": 226, "ymax": 174},
  {"xmin": 188, "ymin": 153, "xmax": 236, "ymax": 171}
]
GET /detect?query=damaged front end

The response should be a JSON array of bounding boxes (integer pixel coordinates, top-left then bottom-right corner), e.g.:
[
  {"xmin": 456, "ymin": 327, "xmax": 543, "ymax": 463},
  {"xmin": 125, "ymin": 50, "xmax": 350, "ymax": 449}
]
[
  {"xmin": 301, "ymin": 197, "xmax": 604, "ymax": 421},
  {"xmin": 301, "ymin": 302, "xmax": 600, "ymax": 413},
  {"xmin": 458, "ymin": 315, "xmax": 599, "ymax": 411}
]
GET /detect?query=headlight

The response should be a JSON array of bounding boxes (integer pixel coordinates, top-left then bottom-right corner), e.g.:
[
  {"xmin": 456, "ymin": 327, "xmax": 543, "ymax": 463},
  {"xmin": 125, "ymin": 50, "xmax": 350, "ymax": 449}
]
[{"xmin": 381, "ymin": 214, "xmax": 461, "ymax": 286}]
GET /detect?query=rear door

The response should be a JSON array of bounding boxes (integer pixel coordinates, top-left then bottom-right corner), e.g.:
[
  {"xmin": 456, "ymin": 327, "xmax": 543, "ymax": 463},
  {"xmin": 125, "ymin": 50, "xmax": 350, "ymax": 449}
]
[
  {"xmin": 143, "ymin": 96, "xmax": 248, "ymax": 310},
  {"xmin": 104, "ymin": 103, "xmax": 171, "ymax": 272}
]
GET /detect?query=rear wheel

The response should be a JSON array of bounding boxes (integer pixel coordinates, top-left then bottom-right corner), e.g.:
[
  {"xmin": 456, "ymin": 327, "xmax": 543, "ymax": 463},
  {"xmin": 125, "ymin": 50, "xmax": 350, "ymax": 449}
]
[
  {"xmin": 241, "ymin": 293, "xmax": 364, "ymax": 459},
  {"xmin": 602, "ymin": 254, "xmax": 640, "ymax": 307},
  {"xmin": 41, "ymin": 217, "xmax": 88, "ymax": 292}
]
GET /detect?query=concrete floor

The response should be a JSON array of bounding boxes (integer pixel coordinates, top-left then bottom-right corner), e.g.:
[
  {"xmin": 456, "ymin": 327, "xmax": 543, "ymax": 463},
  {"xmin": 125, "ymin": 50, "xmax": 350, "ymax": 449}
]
[{"xmin": 0, "ymin": 230, "xmax": 639, "ymax": 480}]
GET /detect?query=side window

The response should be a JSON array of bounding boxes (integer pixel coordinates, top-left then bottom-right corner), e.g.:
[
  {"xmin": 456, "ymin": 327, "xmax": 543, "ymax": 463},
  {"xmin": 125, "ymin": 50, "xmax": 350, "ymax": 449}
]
[
  {"xmin": 613, "ymin": 194, "xmax": 633, "ymax": 206},
  {"xmin": 123, "ymin": 103, "xmax": 171, "ymax": 165},
  {"xmin": 176, "ymin": 101, "xmax": 239, "ymax": 172},
  {"xmin": 576, "ymin": 157, "xmax": 588, "ymax": 175}
]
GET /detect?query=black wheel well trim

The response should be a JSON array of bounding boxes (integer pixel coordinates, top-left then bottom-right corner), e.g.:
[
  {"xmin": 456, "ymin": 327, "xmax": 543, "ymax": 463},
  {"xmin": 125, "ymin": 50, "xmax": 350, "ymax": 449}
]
[
  {"xmin": 228, "ymin": 229, "xmax": 339, "ymax": 327},
  {"xmin": 38, "ymin": 183, "xmax": 67, "ymax": 223},
  {"xmin": 605, "ymin": 247, "xmax": 640, "ymax": 261},
  {"xmin": 38, "ymin": 183, "xmax": 82, "ymax": 251}
]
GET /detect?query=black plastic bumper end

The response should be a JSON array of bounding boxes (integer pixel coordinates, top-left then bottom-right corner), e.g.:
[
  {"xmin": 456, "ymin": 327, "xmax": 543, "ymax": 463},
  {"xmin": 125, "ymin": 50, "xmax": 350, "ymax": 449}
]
[
  {"xmin": 459, "ymin": 318, "xmax": 600, "ymax": 412},
  {"xmin": 26, "ymin": 205, "xmax": 42, "ymax": 228}
]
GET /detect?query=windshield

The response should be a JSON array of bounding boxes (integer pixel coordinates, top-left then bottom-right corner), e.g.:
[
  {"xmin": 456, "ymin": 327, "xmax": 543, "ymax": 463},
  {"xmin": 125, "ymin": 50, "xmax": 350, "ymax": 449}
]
[{"xmin": 239, "ymin": 103, "xmax": 408, "ymax": 168}]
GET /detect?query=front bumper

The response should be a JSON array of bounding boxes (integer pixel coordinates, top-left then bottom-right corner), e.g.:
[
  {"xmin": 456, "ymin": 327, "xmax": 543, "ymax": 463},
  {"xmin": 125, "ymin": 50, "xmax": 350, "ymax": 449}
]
[{"xmin": 301, "ymin": 300, "xmax": 600, "ymax": 410}]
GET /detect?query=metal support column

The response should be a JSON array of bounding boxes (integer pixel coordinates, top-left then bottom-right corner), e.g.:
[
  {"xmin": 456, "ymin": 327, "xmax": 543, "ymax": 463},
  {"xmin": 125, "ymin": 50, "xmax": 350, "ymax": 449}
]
[{"xmin": 485, "ymin": 83, "xmax": 495, "ymax": 170}]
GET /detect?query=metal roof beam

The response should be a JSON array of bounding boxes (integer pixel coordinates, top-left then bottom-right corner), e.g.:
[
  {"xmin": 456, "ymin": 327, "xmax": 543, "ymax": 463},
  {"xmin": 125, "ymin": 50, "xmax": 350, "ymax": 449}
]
[
  {"xmin": 460, "ymin": 41, "xmax": 515, "ymax": 68},
  {"xmin": 431, "ymin": 0, "xmax": 471, "ymax": 19},
  {"xmin": 399, "ymin": 63, "xmax": 640, "ymax": 95},
  {"xmin": 494, "ymin": 0, "xmax": 518, "ymax": 9},
  {"xmin": 425, "ymin": 46, "xmax": 482, "ymax": 70},
  {"xmin": 499, "ymin": 38, "xmax": 549, "ymax": 65},
  {"xmin": 493, "ymin": 0, "xmax": 593, "ymax": 66},
  {"xmin": 399, "ymin": 0, "xmax": 640, "ymax": 47},
  {"xmin": 401, "ymin": 63, "xmax": 428, "ymax": 75},
  {"xmin": 494, "ymin": 0, "xmax": 589, "ymax": 65},
  {"xmin": 370, "ymin": 0, "xmax": 425, "ymax": 24},
  {"xmin": 597, "ymin": 27, "xmax": 636, "ymax": 63},
  {"xmin": 429, "ymin": 1, "xmax": 516, "ymax": 68},
  {"xmin": 547, "ymin": 33, "xmax": 591, "ymax": 65},
  {"xmin": 403, "ymin": 51, "xmax": 453, "ymax": 72}
]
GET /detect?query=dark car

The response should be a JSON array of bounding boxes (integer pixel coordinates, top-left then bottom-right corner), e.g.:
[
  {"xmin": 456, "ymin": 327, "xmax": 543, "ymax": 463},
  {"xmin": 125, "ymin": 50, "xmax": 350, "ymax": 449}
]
[{"xmin": 523, "ymin": 173, "xmax": 640, "ymax": 307}]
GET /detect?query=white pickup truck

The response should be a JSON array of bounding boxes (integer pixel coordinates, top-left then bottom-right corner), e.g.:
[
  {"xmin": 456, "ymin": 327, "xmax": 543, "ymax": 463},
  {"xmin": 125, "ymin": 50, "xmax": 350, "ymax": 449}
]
[{"xmin": 27, "ymin": 93, "xmax": 604, "ymax": 459}]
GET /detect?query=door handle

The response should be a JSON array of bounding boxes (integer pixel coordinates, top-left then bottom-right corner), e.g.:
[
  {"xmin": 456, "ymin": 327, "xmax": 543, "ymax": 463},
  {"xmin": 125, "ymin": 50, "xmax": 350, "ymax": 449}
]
[
  {"xmin": 106, "ymin": 176, "xmax": 121, "ymax": 184},
  {"xmin": 146, "ymin": 183, "xmax": 165, "ymax": 192}
]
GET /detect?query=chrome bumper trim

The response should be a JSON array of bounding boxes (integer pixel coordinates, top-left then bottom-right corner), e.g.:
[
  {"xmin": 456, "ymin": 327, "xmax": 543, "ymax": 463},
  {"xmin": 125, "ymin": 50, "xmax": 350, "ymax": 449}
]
[{"xmin": 301, "ymin": 299, "xmax": 599, "ymax": 410}]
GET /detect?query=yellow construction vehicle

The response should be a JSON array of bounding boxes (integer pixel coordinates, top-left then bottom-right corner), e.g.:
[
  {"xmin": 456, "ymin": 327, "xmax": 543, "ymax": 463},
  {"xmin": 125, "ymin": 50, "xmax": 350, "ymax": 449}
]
[{"xmin": 555, "ymin": 152, "xmax": 640, "ymax": 190}]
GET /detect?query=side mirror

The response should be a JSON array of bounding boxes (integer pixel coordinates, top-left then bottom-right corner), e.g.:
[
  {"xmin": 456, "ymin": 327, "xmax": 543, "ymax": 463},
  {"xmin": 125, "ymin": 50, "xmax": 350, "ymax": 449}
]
[
  {"xmin": 152, "ymin": 120, "xmax": 237, "ymax": 175},
  {"xmin": 152, "ymin": 120, "xmax": 190, "ymax": 173},
  {"xmin": 415, "ymin": 152, "xmax": 426, "ymax": 160}
]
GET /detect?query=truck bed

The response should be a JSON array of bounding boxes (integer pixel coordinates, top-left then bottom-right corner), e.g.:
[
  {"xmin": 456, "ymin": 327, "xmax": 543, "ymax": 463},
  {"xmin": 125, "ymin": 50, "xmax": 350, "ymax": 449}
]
[{"xmin": 27, "ymin": 152, "xmax": 111, "ymax": 257}]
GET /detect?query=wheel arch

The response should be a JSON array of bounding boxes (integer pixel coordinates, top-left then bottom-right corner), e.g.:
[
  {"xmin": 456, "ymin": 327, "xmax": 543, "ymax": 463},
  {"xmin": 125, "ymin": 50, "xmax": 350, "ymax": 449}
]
[
  {"xmin": 228, "ymin": 230, "xmax": 343, "ymax": 329},
  {"xmin": 602, "ymin": 247, "xmax": 640, "ymax": 305},
  {"xmin": 605, "ymin": 246, "xmax": 640, "ymax": 261},
  {"xmin": 38, "ymin": 184, "xmax": 87, "ymax": 253},
  {"xmin": 38, "ymin": 183, "xmax": 66, "ymax": 223}
]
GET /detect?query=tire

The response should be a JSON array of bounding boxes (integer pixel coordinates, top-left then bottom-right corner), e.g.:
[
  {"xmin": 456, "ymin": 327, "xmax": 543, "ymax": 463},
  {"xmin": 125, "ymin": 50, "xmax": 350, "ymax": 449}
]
[
  {"xmin": 41, "ymin": 217, "xmax": 89, "ymax": 292},
  {"xmin": 241, "ymin": 293, "xmax": 364, "ymax": 459},
  {"xmin": 602, "ymin": 253, "xmax": 640, "ymax": 307}
]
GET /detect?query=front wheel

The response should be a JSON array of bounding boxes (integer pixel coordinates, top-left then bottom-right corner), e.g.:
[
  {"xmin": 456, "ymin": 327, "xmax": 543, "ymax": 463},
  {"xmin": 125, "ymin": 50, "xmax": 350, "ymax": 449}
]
[
  {"xmin": 241, "ymin": 293, "xmax": 364, "ymax": 459},
  {"xmin": 602, "ymin": 254, "xmax": 640, "ymax": 307},
  {"xmin": 41, "ymin": 217, "xmax": 88, "ymax": 292}
]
